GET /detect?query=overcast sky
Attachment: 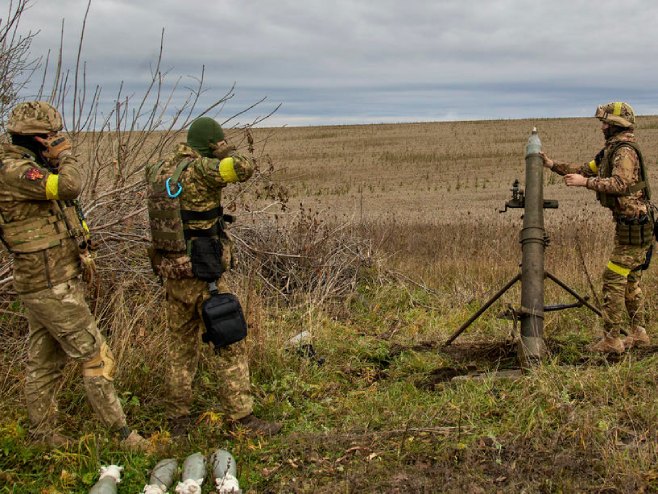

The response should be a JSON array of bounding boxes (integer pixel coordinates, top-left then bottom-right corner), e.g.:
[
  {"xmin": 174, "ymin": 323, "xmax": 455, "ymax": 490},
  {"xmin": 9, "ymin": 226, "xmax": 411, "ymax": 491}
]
[{"xmin": 15, "ymin": 0, "xmax": 658, "ymax": 128}]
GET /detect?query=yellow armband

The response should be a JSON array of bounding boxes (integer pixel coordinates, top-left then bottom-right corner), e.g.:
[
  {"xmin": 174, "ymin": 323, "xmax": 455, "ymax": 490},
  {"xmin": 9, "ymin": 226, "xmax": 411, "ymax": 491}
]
[
  {"xmin": 607, "ymin": 261, "xmax": 631, "ymax": 278},
  {"xmin": 219, "ymin": 157, "xmax": 239, "ymax": 183},
  {"xmin": 45, "ymin": 174, "xmax": 59, "ymax": 200}
]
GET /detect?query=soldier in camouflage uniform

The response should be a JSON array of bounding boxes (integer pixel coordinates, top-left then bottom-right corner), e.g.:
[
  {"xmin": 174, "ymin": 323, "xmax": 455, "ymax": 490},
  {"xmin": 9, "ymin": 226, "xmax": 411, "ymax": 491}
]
[
  {"xmin": 146, "ymin": 117, "xmax": 281, "ymax": 436},
  {"xmin": 542, "ymin": 102, "xmax": 653, "ymax": 354},
  {"xmin": 0, "ymin": 102, "xmax": 148, "ymax": 449}
]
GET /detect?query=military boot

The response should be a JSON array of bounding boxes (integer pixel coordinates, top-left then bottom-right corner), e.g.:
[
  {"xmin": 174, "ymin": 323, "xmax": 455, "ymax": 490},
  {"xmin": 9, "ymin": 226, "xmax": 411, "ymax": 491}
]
[
  {"xmin": 37, "ymin": 431, "xmax": 75, "ymax": 449},
  {"xmin": 233, "ymin": 414, "xmax": 282, "ymax": 436},
  {"xmin": 623, "ymin": 326, "xmax": 650, "ymax": 349},
  {"xmin": 169, "ymin": 415, "xmax": 195, "ymax": 438},
  {"xmin": 588, "ymin": 334, "xmax": 625, "ymax": 354},
  {"xmin": 118, "ymin": 428, "xmax": 150, "ymax": 452}
]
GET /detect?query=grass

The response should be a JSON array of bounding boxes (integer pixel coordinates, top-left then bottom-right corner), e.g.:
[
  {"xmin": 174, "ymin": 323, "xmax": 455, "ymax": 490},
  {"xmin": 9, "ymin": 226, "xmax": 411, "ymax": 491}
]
[{"xmin": 2, "ymin": 116, "xmax": 658, "ymax": 492}]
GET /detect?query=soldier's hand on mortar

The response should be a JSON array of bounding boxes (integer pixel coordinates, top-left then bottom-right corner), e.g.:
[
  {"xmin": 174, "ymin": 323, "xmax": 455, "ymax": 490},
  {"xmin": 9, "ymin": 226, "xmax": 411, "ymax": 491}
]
[
  {"xmin": 564, "ymin": 174, "xmax": 588, "ymax": 187},
  {"xmin": 210, "ymin": 140, "xmax": 236, "ymax": 160},
  {"xmin": 539, "ymin": 152, "xmax": 553, "ymax": 169},
  {"xmin": 34, "ymin": 133, "xmax": 72, "ymax": 160}
]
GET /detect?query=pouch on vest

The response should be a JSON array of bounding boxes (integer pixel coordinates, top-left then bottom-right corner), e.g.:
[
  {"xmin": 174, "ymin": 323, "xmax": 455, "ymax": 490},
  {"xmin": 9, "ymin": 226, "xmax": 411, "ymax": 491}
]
[
  {"xmin": 651, "ymin": 205, "xmax": 658, "ymax": 241},
  {"xmin": 190, "ymin": 236, "xmax": 224, "ymax": 281},
  {"xmin": 146, "ymin": 245, "xmax": 162, "ymax": 275},
  {"xmin": 146, "ymin": 159, "xmax": 191, "ymax": 253},
  {"xmin": 639, "ymin": 243, "xmax": 653, "ymax": 271},
  {"xmin": 201, "ymin": 293, "xmax": 247, "ymax": 350},
  {"xmin": 616, "ymin": 216, "xmax": 652, "ymax": 246}
]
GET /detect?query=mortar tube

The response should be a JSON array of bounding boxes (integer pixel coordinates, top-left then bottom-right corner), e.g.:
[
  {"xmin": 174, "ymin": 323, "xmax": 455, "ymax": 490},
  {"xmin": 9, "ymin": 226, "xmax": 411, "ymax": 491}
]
[{"xmin": 519, "ymin": 128, "xmax": 548, "ymax": 365}]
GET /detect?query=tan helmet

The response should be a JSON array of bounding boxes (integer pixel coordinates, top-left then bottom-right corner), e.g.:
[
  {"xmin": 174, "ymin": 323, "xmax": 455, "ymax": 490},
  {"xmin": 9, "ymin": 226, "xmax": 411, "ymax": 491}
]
[
  {"xmin": 595, "ymin": 101, "xmax": 635, "ymax": 128},
  {"xmin": 6, "ymin": 101, "xmax": 63, "ymax": 135}
]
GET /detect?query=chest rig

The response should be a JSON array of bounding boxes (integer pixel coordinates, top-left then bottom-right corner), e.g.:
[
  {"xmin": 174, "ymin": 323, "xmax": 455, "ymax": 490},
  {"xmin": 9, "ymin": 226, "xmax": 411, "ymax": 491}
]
[{"xmin": 596, "ymin": 141, "xmax": 650, "ymax": 209}]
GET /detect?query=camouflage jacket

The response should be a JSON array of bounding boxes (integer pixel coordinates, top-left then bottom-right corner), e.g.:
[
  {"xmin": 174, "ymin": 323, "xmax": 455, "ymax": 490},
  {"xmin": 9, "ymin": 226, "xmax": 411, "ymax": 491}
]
[
  {"xmin": 0, "ymin": 144, "xmax": 83, "ymax": 293},
  {"xmin": 146, "ymin": 143, "xmax": 254, "ymax": 279},
  {"xmin": 551, "ymin": 131, "xmax": 647, "ymax": 218}
]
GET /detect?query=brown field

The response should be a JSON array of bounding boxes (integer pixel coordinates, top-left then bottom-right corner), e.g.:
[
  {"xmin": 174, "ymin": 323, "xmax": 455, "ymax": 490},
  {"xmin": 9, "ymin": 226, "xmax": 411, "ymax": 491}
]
[
  {"xmin": 248, "ymin": 116, "xmax": 658, "ymax": 295},
  {"xmin": 258, "ymin": 116, "xmax": 658, "ymax": 221}
]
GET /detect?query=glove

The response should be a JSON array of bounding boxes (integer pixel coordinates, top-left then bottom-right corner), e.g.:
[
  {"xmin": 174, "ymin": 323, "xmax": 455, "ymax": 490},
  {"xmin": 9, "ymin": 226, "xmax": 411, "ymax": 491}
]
[
  {"xmin": 209, "ymin": 141, "xmax": 236, "ymax": 160},
  {"xmin": 35, "ymin": 133, "xmax": 72, "ymax": 160},
  {"xmin": 80, "ymin": 250, "xmax": 97, "ymax": 286}
]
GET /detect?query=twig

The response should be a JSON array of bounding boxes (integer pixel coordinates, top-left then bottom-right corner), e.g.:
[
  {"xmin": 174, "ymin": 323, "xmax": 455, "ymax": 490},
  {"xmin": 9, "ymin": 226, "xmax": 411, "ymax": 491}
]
[{"xmin": 575, "ymin": 230, "xmax": 601, "ymax": 309}]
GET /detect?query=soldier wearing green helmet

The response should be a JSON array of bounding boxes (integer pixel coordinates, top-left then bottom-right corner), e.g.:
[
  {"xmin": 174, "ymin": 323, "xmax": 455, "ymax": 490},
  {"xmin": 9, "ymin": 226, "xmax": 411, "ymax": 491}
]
[
  {"xmin": 542, "ymin": 101, "xmax": 653, "ymax": 354},
  {"xmin": 0, "ymin": 101, "xmax": 149, "ymax": 450},
  {"xmin": 145, "ymin": 116, "xmax": 282, "ymax": 437}
]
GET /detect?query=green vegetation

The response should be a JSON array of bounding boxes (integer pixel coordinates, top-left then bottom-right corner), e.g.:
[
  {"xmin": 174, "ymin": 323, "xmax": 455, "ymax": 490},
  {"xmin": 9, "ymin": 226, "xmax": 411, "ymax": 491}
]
[{"xmin": 3, "ymin": 262, "xmax": 658, "ymax": 491}]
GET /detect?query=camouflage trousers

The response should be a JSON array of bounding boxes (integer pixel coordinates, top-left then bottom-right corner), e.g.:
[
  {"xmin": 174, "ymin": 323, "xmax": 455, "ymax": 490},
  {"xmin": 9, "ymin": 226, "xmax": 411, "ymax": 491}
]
[
  {"xmin": 164, "ymin": 277, "xmax": 253, "ymax": 421},
  {"xmin": 20, "ymin": 279, "xmax": 127, "ymax": 432},
  {"xmin": 601, "ymin": 238, "xmax": 653, "ymax": 337}
]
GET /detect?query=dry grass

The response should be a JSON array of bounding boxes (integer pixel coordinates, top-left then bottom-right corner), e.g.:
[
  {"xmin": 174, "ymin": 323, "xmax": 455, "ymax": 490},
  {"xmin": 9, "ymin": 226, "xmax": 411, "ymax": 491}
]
[{"xmin": 252, "ymin": 116, "xmax": 658, "ymax": 298}]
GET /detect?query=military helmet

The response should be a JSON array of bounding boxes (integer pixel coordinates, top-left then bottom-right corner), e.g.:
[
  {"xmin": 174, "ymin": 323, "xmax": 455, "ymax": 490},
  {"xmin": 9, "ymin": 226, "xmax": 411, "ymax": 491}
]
[
  {"xmin": 595, "ymin": 101, "xmax": 635, "ymax": 128},
  {"xmin": 187, "ymin": 117, "xmax": 225, "ymax": 158},
  {"xmin": 6, "ymin": 101, "xmax": 63, "ymax": 135}
]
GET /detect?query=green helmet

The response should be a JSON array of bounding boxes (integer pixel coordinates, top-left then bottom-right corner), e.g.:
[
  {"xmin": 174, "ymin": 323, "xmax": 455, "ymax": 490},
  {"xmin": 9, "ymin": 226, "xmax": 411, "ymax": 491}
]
[
  {"xmin": 187, "ymin": 117, "xmax": 225, "ymax": 157},
  {"xmin": 595, "ymin": 101, "xmax": 635, "ymax": 128},
  {"xmin": 6, "ymin": 101, "xmax": 63, "ymax": 135}
]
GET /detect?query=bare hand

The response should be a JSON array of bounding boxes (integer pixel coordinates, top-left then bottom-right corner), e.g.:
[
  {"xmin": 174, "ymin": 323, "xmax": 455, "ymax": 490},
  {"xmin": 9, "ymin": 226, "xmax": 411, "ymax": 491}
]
[{"xmin": 564, "ymin": 174, "xmax": 588, "ymax": 187}]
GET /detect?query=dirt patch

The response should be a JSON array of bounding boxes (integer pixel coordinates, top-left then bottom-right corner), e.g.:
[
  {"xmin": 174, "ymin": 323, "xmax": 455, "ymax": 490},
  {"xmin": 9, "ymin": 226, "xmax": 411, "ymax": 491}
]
[{"xmin": 265, "ymin": 429, "xmax": 641, "ymax": 493}]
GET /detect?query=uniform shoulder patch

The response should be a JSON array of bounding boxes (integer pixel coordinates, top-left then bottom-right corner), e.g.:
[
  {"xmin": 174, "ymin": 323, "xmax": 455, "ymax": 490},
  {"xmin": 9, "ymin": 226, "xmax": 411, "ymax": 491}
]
[{"xmin": 24, "ymin": 167, "xmax": 45, "ymax": 181}]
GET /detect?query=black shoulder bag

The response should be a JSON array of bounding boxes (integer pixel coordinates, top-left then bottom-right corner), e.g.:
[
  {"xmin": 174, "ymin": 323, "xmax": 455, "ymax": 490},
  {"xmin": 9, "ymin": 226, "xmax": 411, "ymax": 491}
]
[{"xmin": 201, "ymin": 282, "xmax": 247, "ymax": 351}]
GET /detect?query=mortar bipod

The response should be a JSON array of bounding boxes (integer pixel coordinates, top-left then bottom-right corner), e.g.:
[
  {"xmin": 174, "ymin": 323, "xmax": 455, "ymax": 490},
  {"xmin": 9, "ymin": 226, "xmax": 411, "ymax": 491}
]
[
  {"xmin": 444, "ymin": 269, "xmax": 602, "ymax": 347},
  {"xmin": 443, "ymin": 179, "xmax": 602, "ymax": 347}
]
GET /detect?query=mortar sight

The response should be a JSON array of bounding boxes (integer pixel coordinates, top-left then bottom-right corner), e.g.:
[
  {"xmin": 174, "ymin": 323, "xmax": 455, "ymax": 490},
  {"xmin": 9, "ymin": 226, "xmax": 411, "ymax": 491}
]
[{"xmin": 500, "ymin": 179, "xmax": 558, "ymax": 212}]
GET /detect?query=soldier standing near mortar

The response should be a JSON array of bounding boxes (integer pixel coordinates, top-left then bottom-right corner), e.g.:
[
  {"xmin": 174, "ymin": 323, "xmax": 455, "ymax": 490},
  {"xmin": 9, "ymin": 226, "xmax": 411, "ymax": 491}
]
[
  {"xmin": 0, "ymin": 101, "xmax": 149, "ymax": 449},
  {"xmin": 542, "ymin": 102, "xmax": 653, "ymax": 354},
  {"xmin": 146, "ymin": 116, "xmax": 281, "ymax": 436}
]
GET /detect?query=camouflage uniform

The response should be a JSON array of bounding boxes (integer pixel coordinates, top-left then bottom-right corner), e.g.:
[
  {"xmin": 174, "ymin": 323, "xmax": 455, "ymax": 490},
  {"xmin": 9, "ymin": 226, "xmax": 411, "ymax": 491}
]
[
  {"xmin": 146, "ymin": 141, "xmax": 254, "ymax": 421},
  {"xmin": 0, "ymin": 103, "xmax": 129, "ymax": 435},
  {"xmin": 549, "ymin": 104, "xmax": 652, "ymax": 342}
]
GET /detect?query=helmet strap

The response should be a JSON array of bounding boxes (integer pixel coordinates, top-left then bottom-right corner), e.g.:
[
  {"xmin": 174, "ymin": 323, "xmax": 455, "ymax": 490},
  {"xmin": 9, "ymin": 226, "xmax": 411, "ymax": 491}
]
[{"xmin": 603, "ymin": 124, "xmax": 625, "ymax": 140}]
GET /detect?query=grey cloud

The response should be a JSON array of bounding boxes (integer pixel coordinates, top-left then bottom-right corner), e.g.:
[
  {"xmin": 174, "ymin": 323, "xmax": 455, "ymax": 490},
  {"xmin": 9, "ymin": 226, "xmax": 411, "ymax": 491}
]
[{"xmin": 15, "ymin": 0, "xmax": 658, "ymax": 127}]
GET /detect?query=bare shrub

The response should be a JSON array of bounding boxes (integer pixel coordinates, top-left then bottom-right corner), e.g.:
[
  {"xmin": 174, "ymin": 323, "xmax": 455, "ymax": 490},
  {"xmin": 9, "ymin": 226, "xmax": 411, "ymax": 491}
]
[
  {"xmin": 0, "ymin": 0, "xmax": 36, "ymax": 129},
  {"xmin": 233, "ymin": 205, "xmax": 377, "ymax": 307}
]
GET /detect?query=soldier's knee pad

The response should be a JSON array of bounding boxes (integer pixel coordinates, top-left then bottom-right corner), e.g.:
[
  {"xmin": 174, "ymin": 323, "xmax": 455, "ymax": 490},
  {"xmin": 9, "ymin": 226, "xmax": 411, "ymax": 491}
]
[{"xmin": 82, "ymin": 342, "xmax": 116, "ymax": 381}]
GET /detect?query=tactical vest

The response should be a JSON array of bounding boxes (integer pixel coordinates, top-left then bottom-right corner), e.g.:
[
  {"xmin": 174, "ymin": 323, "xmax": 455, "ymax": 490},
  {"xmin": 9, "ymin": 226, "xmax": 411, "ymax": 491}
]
[
  {"xmin": 596, "ymin": 141, "xmax": 650, "ymax": 209},
  {"xmin": 146, "ymin": 157, "xmax": 223, "ymax": 255},
  {"xmin": 0, "ymin": 202, "xmax": 84, "ymax": 254}
]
